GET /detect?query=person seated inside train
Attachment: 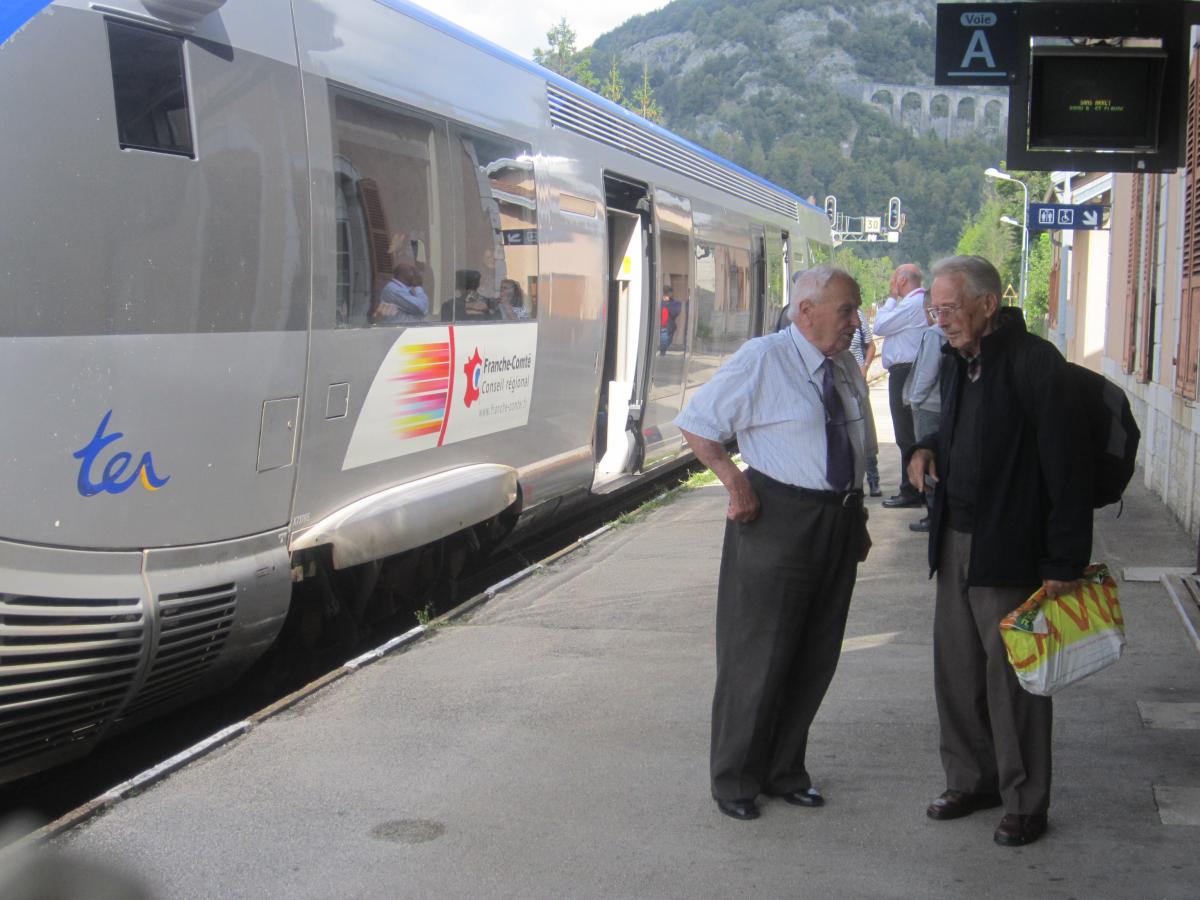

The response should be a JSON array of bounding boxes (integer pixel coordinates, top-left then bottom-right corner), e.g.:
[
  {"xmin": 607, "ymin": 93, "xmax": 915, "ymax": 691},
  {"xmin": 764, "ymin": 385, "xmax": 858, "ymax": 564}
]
[
  {"xmin": 498, "ymin": 278, "xmax": 528, "ymax": 320},
  {"xmin": 441, "ymin": 269, "xmax": 500, "ymax": 321},
  {"xmin": 372, "ymin": 260, "xmax": 429, "ymax": 324}
]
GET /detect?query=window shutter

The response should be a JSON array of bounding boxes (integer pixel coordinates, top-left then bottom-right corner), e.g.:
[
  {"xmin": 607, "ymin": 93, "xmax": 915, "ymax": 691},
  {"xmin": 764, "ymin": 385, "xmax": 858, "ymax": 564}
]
[
  {"xmin": 1124, "ymin": 176, "xmax": 1144, "ymax": 374},
  {"xmin": 1177, "ymin": 47, "xmax": 1200, "ymax": 398},
  {"xmin": 357, "ymin": 178, "xmax": 393, "ymax": 277},
  {"xmin": 1138, "ymin": 176, "xmax": 1159, "ymax": 383}
]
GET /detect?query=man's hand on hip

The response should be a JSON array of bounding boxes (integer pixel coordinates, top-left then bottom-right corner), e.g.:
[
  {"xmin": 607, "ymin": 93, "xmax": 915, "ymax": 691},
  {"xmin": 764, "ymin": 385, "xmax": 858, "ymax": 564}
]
[{"xmin": 726, "ymin": 476, "xmax": 760, "ymax": 523}]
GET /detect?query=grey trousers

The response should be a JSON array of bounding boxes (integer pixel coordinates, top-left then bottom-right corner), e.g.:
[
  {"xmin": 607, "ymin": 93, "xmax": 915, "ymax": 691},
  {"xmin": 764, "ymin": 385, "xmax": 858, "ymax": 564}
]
[
  {"xmin": 710, "ymin": 471, "xmax": 863, "ymax": 801},
  {"xmin": 934, "ymin": 528, "xmax": 1053, "ymax": 815}
]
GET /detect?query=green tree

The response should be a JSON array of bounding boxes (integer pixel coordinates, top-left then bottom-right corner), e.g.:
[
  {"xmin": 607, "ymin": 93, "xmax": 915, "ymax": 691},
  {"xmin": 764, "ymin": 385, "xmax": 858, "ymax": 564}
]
[
  {"xmin": 534, "ymin": 18, "xmax": 599, "ymax": 91},
  {"xmin": 955, "ymin": 196, "xmax": 1018, "ymax": 290},
  {"xmin": 601, "ymin": 55, "xmax": 625, "ymax": 105},
  {"xmin": 1024, "ymin": 231, "xmax": 1053, "ymax": 333},
  {"xmin": 533, "ymin": 18, "xmax": 577, "ymax": 73},
  {"xmin": 833, "ymin": 249, "xmax": 895, "ymax": 313},
  {"xmin": 630, "ymin": 64, "xmax": 662, "ymax": 123}
]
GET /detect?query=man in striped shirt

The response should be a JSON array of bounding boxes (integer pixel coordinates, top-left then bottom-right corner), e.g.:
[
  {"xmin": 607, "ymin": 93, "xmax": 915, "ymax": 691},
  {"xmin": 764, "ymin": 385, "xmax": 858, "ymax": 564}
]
[{"xmin": 676, "ymin": 265, "xmax": 875, "ymax": 822}]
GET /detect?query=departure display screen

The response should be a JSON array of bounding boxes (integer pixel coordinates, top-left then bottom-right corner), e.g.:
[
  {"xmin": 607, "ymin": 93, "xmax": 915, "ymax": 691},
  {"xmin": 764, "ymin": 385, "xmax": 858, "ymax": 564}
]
[{"xmin": 1028, "ymin": 47, "xmax": 1166, "ymax": 152}]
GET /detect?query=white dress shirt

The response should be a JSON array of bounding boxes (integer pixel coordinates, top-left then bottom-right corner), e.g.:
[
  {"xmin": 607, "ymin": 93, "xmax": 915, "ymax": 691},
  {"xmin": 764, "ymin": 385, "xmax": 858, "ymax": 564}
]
[
  {"xmin": 873, "ymin": 287, "xmax": 927, "ymax": 368},
  {"xmin": 675, "ymin": 326, "xmax": 877, "ymax": 490}
]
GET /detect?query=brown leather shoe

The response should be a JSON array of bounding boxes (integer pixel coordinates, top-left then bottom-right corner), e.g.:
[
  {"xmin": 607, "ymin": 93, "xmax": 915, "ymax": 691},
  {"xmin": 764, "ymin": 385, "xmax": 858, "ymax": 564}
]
[
  {"xmin": 926, "ymin": 789, "xmax": 1003, "ymax": 820},
  {"xmin": 993, "ymin": 813, "xmax": 1048, "ymax": 846}
]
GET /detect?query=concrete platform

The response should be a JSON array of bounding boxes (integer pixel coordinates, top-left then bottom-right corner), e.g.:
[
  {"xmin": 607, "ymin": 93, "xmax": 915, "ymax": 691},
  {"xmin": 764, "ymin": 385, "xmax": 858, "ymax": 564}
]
[{"xmin": 25, "ymin": 386, "xmax": 1200, "ymax": 898}]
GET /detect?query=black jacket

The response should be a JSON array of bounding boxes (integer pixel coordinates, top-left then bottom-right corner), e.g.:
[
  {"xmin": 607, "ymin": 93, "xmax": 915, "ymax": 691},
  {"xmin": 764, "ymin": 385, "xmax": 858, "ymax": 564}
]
[{"xmin": 915, "ymin": 308, "xmax": 1092, "ymax": 587}]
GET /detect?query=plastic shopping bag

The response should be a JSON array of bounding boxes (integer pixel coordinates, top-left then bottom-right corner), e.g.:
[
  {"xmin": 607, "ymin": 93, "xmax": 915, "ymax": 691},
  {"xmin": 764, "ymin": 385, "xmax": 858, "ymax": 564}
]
[{"xmin": 999, "ymin": 564, "xmax": 1125, "ymax": 696}]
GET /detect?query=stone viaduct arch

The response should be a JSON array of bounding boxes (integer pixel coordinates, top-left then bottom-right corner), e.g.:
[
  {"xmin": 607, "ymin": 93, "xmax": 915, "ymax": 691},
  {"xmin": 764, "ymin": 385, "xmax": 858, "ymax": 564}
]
[{"xmin": 863, "ymin": 83, "xmax": 1008, "ymax": 139}]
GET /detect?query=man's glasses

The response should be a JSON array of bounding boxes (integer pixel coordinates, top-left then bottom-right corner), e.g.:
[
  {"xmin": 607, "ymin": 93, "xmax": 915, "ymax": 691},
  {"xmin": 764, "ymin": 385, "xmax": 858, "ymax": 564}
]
[{"xmin": 929, "ymin": 304, "xmax": 963, "ymax": 321}]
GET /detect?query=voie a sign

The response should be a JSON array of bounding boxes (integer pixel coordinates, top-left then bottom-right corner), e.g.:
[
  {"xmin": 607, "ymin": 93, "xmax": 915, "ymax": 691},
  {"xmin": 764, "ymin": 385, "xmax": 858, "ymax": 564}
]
[{"xmin": 935, "ymin": 4, "xmax": 1019, "ymax": 85}]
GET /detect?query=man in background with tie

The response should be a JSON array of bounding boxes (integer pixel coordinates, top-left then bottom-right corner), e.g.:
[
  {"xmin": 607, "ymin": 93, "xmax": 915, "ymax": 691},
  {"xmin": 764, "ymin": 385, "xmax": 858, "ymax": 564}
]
[{"xmin": 676, "ymin": 265, "xmax": 876, "ymax": 822}]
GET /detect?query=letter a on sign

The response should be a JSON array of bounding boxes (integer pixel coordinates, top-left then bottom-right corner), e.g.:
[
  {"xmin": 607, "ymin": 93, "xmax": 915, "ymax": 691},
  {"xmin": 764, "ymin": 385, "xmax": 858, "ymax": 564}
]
[
  {"xmin": 960, "ymin": 30, "xmax": 996, "ymax": 69},
  {"xmin": 935, "ymin": 4, "xmax": 1015, "ymax": 85}
]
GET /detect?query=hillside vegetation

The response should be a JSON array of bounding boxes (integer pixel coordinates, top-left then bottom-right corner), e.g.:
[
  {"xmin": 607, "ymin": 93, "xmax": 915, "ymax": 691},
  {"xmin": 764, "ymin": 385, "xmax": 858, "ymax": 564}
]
[{"xmin": 584, "ymin": 0, "xmax": 1006, "ymax": 284}]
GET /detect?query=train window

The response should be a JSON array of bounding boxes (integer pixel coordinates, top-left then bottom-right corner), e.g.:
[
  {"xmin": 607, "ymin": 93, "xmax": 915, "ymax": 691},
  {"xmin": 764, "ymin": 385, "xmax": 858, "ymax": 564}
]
[
  {"xmin": 331, "ymin": 91, "xmax": 443, "ymax": 328},
  {"xmin": 719, "ymin": 245, "xmax": 752, "ymax": 348},
  {"xmin": 444, "ymin": 128, "xmax": 538, "ymax": 322},
  {"xmin": 693, "ymin": 242, "xmax": 751, "ymax": 360},
  {"xmin": 106, "ymin": 21, "xmax": 193, "ymax": 157}
]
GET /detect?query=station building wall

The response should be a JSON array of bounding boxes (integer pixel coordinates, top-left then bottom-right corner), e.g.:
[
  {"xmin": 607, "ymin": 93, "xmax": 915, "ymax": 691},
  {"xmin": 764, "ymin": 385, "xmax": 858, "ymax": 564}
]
[{"xmin": 1090, "ymin": 41, "xmax": 1200, "ymax": 543}]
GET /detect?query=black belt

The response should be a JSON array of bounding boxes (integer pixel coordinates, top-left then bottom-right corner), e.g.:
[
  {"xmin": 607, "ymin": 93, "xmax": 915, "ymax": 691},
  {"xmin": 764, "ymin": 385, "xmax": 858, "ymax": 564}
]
[{"xmin": 747, "ymin": 469, "xmax": 863, "ymax": 509}]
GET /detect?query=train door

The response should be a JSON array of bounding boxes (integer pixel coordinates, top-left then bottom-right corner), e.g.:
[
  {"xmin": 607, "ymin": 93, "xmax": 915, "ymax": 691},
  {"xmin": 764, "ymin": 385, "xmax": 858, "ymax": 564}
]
[
  {"xmin": 594, "ymin": 175, "xmax": 652, "ymax": 489},
  {"xmin": 640, "ymin": 188, "xmax": 693, "ymax": 465}
]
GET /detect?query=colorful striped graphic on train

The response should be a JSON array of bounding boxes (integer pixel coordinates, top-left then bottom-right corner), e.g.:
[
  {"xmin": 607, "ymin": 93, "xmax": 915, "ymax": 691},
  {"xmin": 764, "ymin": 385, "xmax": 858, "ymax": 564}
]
[
  {"xmin": 343, "ymin": 323, "xmax": 538, "ymax": 470},
  {"xmin": 391, "ymin": 341, "xmax": 452, "ymax": 438}
]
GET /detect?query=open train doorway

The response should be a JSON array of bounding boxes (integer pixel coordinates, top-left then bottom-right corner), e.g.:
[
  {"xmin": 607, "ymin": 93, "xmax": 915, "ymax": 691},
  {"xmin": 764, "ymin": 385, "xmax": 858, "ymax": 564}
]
[{"xmin": 594, "ymin": 175, "xmax": 652, "ymax": 491}]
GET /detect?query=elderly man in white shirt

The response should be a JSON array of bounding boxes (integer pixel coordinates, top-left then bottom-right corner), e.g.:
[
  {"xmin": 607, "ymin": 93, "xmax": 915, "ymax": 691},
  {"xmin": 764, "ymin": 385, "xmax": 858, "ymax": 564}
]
[
  {"xmin": 873, "ymin": 263, "xmax": 928, "ymax": 508},
  {"xmin": 676, "ymin": 265, "xmax": 876, "ymax": 822}
]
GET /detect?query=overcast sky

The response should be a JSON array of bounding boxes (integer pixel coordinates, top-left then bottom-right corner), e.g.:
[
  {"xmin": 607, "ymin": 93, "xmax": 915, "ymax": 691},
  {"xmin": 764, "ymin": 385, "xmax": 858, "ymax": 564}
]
[{"xmin": 406, "ymin": 1, "xmax": 670, "ymax": 60}]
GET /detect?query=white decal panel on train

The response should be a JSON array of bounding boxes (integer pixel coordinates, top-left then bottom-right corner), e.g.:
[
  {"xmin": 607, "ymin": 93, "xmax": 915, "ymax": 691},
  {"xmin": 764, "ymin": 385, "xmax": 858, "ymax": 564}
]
[{"xmin": 342, "ymin": 323, "xmax": 538, "ymax": 470}]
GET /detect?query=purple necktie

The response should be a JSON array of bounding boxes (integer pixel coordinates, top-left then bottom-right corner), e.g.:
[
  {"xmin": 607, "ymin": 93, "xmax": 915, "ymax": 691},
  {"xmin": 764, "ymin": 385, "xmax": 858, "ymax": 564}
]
[{"xmin": 821, "ymin": 359, "xmax": 853, "ymax": 491}]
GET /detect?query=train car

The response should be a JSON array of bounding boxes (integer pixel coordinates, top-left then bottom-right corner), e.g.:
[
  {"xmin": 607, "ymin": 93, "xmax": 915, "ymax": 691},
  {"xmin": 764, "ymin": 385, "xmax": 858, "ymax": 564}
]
[{"xmin": 0, "ymin": 0, "xmax": 832, "ymax": 784}]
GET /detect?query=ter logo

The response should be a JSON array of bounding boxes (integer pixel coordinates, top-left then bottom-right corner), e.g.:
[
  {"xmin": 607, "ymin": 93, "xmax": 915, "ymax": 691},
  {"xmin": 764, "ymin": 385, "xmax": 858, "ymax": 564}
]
[
  {"xmin": 73, "ymin": 410, "xmax": 170, "ymax": 497},
  {"xmin": 463, "ymin": 348, "xmax": 483, "ymax": 407}
]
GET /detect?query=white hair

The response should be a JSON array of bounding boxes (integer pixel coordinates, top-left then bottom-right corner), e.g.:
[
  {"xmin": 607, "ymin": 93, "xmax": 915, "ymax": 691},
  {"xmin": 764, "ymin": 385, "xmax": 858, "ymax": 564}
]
[
  {"xmin": 930, "ymin": 255, "xmax": 1002, "ymax": 299},
  {"xmin": 788, "ymin": 265, "xmax": 855, "ymax": 317}
]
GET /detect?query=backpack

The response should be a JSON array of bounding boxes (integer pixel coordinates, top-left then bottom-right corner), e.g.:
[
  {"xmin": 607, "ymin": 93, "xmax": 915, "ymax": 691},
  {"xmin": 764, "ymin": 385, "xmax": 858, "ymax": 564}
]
[
  {"xmin": 1008, "ymin": 349, "xmax": 1140, "ymax": 509},
  {"xmin": 1067, "ymin": 363, "xmax": 1140, "ymax": 508}
]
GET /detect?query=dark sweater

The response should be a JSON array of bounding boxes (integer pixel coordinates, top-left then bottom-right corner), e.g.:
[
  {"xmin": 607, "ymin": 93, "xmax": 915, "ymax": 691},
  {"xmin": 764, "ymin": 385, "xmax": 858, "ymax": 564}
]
[
  {"xmin": 945, "ymin": 374, "xmax": 982, "ymax": 532},
  {"xmin": 914, "ymin": 308, "xmax": 1093, "ymax": 587}
]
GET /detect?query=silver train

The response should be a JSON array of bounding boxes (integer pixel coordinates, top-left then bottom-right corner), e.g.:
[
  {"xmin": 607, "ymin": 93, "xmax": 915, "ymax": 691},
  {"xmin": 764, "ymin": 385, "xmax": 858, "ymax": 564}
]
[{"xmin": 0, "ymin": 0, "xmax": 832, "ymax": 783}]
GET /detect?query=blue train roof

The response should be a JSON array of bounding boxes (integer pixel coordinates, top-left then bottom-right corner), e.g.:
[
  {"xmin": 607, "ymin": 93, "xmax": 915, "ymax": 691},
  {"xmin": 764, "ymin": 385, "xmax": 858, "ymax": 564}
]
[{"xmin": 1, "ymin": 0, "xmax": 54, "ymax": 47}]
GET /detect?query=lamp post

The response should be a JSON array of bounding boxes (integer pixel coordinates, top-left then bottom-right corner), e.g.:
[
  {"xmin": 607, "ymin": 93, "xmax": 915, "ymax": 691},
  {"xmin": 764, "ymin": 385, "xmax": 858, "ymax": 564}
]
[{"xmin": 985, "ymin": 167, "xmax": 1029, "ymax": 308}]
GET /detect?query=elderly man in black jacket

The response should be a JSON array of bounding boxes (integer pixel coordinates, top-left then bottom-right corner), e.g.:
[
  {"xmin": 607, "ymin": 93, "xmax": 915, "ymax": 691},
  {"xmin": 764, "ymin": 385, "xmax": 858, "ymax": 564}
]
[{"xmin": 908, "ymin": 255, "xmax": 1092, "ymax": 848}]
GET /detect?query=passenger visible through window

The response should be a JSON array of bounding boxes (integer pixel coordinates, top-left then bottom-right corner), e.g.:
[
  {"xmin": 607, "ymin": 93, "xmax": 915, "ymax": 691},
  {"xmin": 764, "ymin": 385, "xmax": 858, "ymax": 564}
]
[
  {"xmin": 332, "ymin": 91, "xmax": 440, "ymax": 328},
  {"xmin": 445, "ymin": 129, "xmax": 538, "ymax": 322},
  {"xmin": 106, "ymin": 20, "xmax": 193, "ymax": 157}
]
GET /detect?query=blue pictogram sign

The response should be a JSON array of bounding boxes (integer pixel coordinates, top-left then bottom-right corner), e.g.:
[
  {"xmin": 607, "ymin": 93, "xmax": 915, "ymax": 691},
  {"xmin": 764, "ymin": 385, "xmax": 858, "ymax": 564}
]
[{"xmin": 1029, "ymin": 204, "xmax": 1109, "ymax": 232}]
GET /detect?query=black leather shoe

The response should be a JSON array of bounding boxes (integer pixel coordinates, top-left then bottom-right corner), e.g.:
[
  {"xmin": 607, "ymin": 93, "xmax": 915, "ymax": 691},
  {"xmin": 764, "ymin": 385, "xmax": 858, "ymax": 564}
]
[
  {"xmin": 771, "ymin": 787, "xmax": 824, "ymax": 807},
  {"xmin": 882, "ymin": 493, "xmax": 924, "ymax": 508},
  {"xmin": 868, "ymin": 485, "xmax": 882, "ymax": 497},
  {"xmin": 994, "ymin": 813, "xmax": 1048, "ymax": 846},
  {"xmin": 926, "ymin": 790, "xmax": 1003, "ymax": 820},
  {"xmin": 716, "ymin": 798, "xmax": 760, "ymax": 820},
  {"xmin": 908, "ymin": 516, "xmax": 930, "ymax": 532}
]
